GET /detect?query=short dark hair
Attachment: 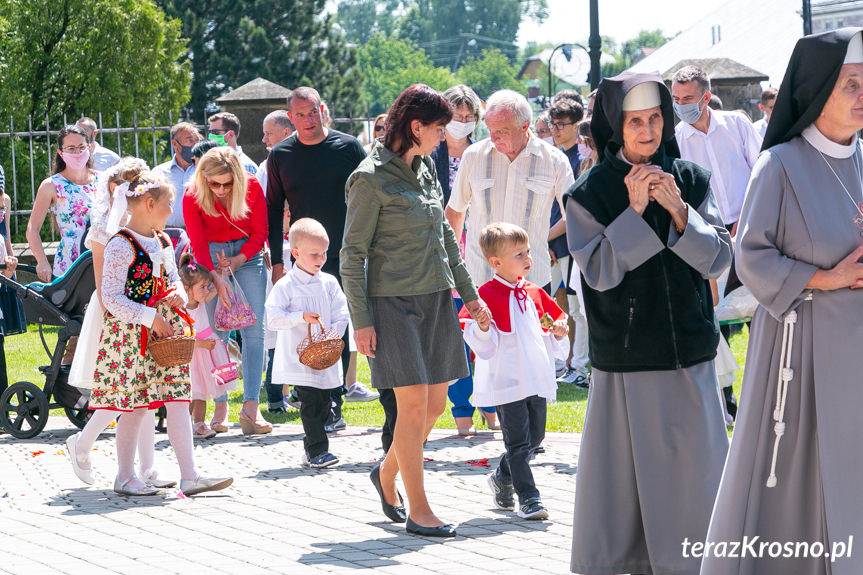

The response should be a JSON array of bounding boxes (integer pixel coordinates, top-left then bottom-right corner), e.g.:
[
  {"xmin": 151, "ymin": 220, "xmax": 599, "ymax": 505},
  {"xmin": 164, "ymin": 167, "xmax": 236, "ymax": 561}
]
[
  {"xmin": 708, "ymin": 94, "xmax": 723, "ymax": 110},
  {"xmin": 672, "ymin": 65, "xmax": 711, "ymax": 92},
  {"xmin": 761, "ymin": 88, "xmax": 778, "ymax": 105},
  {"xmin": 287, "ymin": 87, "xmax": 322, "ymax": 110},
  {"xmin": 548, "ymin": 98, "xmax": 584, "ymax": 124},
  {"xmin": 54, "ymin": 124, "xmax": 93, "ymax": 174},
  {"xmin": 192, "ymin": 139, "xmax": 219, "ymax": 160},
  {"xmin": 208, "ymin": 112, "xmax": 241, "ymax": 137},
  {"xmin": 552, "ymin": 89, "xmax": 585, "ymax": 107},
  {"xmin": 383, "ymin": 84, "xmax": 453, "ymax": 157}
]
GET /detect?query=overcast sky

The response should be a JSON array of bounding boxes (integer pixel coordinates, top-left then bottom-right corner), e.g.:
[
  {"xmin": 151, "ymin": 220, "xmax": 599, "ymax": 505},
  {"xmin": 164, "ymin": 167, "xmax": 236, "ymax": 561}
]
[{"xmin": 517, "ymin": 0, "xmax": 732, "ymax": 48}]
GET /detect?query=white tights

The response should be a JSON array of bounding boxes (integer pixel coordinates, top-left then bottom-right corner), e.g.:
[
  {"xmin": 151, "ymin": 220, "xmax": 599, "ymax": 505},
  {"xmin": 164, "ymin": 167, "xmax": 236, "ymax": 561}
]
[
  {"xmin": 76, "ymin": 408, "xmax": 157, "ymax": 472},
  {"xmin": 115, "ymin": 403, "xmax": 198, "ymax": 483}
]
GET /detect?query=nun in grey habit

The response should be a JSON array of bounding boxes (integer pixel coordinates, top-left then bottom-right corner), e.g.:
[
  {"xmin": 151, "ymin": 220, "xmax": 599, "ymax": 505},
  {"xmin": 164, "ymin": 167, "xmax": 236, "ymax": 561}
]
[
  {"xmin": 700, "ymin": 27, "xmax": 863, "ymax": 575},
  {"xmin": 566, "ymin": 71, "xmax": 732, "ymax": 574}
]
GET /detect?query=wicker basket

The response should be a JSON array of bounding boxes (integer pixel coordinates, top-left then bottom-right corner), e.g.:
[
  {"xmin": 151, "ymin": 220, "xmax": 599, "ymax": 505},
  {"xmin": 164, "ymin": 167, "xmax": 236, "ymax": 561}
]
[
  {"xmin": 296, "ymin": 320, "xmax": 345, "ymax": 370},
  {"xmin": 149, "ymin": 334, "xmax": 196, "ymax": 367}
]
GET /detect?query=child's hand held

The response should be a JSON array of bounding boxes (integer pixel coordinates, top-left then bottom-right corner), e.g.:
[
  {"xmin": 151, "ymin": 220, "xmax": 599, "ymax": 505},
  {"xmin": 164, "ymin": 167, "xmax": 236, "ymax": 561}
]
[{"xmin": 303, "ymin": 312, "xmax": 321, "ymax": 324}]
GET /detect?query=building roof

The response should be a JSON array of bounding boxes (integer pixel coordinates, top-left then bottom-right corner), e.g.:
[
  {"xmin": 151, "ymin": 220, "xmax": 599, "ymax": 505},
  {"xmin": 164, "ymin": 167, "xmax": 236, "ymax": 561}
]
[
  {"xmin": 627, "ymin": 0, "xmax": 802, "ymax": 87},
  {"xmin": 663, "ymin": 58, "xmax": 769, "ymax": 83},
  {"xmin": 518, "ymin": 47, "xmax": 616, "ymax": 87},
  {"xmin": 215, "ymin": 78, "xmax": 292, "ymax": 104}
]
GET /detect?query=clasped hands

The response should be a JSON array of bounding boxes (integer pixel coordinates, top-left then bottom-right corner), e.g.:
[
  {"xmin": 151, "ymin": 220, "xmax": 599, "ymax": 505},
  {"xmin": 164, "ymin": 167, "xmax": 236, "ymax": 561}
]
[{"xmin": 625, "ymin": 164, "xmax": 689, "ymax": 232}]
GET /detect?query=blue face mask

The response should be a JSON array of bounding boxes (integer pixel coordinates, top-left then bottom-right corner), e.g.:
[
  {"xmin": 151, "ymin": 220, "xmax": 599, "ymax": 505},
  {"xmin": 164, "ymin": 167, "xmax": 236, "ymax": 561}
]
[{"xmin": 673, "ymin": 99, "xmax": 705, "ymax": 125}]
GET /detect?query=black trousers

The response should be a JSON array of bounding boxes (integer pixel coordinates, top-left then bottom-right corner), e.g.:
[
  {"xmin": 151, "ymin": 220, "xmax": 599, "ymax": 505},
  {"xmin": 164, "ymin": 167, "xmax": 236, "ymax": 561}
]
[
  {"xmin": 497, "ymin": 394, "xmax": 546, "ymax": 503},
  {"xmin": 294, "ymin": 386, "xmax": 332, "ymax": 458},
  {"xmin": 378, "ymin": 388, "xmax": 398, "ymax": 453},
  {"xmin": 327, "ymin": 330, "xmax": 352, "ymax": 422}
]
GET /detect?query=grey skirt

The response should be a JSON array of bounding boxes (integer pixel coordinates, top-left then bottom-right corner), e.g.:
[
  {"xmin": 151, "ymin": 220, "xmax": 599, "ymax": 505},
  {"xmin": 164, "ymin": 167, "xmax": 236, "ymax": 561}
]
[{"xmin": 367, "ymin": 291, "xmax": 469, "ymax": 389}]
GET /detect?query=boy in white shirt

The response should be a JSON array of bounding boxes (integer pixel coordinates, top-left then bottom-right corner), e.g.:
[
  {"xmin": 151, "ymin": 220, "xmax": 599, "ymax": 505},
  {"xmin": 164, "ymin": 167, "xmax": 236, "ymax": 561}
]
[
  {"xmin": 266, "ymin": 218, "xmax": 349, "ymax": 468},
  {"xmin": 460, "ymin": 223, "xmax": 569, "ymax": 520}
]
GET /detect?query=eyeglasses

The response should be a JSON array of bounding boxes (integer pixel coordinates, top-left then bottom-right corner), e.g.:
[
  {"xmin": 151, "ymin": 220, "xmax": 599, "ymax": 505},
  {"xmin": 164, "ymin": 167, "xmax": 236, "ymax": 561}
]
[
  {"xmin": 209, "ymin": 128, "xmax": 228, "ymax": 135},
  {"xmin": 207, "ymin": 179, "xmax": 233, "ymax": 191},
  {"xmin": 374, "ymin": 125, "xmax": 385, "ymax": 133},
  {"xmin": 535, "ymin": 128, "xmax": 551, "ymax": 137},
  {"xmin": 61, "ymin": 145, "xmax": 88, "ymax": 153},
  {"xmin": 549, "ymin": 122, "xmax": 575, "ymax": 131}
]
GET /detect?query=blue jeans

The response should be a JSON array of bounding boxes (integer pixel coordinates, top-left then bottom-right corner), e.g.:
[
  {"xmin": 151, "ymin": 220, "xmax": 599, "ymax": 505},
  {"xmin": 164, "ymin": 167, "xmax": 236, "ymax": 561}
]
[
  {"xmin": 205, "ymin": 240, "xmax": 267, "ymax": 403},
  {"xmin": 449, "ymin": 298, "xmax": 495, "ymax": 418}
]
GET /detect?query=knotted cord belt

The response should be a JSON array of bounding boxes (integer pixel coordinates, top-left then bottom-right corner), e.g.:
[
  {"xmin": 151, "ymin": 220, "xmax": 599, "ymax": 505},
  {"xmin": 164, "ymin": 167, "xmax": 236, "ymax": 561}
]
[{"xmin": 766, "ymin": 292, "xmax": 812, "ymax": 488}]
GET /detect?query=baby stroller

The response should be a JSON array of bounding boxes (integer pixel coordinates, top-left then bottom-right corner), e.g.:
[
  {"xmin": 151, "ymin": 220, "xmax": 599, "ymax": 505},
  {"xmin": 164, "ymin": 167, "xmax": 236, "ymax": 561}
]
[{"xmin": 0, "ymin": 252, "xmax": 96, "ymax": 438}]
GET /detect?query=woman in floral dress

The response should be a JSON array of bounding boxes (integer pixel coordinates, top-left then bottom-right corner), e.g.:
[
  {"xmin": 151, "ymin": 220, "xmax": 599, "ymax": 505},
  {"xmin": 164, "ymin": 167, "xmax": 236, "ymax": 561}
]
[{"xmin": 26, "ymin": 124, "xmax": 97, "ymax": 282}]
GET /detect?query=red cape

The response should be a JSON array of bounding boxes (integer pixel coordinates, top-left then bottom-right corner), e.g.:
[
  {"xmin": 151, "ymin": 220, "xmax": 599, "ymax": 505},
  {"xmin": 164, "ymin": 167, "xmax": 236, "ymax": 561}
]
[{"xmin": 459, "ymin": 277, "xmax": 565, "ymax": 333}]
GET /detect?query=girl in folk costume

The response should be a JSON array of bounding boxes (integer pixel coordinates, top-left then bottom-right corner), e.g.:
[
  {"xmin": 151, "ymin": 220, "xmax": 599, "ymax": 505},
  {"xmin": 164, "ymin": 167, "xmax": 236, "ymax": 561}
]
[
  {"xmin": 177, "ymin": 253, "xmax": 235, "ymax": 439},
  {"xmin": 66, "ymin": 158, "xmax": 174, "ymax": 489},
  {"xmin": 89, "ymin": 171, "xmax": 232, "ymax": 496}
]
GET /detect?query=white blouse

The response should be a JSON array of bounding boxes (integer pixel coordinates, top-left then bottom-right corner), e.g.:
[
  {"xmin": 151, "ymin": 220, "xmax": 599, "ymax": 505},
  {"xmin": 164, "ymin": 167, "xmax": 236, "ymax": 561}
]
[
  {"xmin": 265, "ymin": 266, "xmax": 349, "ymax": 389},
  {"xmin": 463, "ymin": 277, "xmax": 568, "ymax": 407},
  {"xmin": 101, "ymin": 230, "xmax": 186, "ymax": 328}
]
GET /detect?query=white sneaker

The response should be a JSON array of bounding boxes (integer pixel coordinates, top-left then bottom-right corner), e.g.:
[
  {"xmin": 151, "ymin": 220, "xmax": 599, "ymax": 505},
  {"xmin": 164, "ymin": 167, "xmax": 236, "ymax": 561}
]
[
  {"xmin": 554, "ymin": 359, "xmax": 568, "ymax": 378},
  {"xmin": 344, "ymin": 382, "xmax": 379, "ymax": 402},
  {"xmin": 558, "ymin": 367, "xmax": 589, "ymax": 388}
]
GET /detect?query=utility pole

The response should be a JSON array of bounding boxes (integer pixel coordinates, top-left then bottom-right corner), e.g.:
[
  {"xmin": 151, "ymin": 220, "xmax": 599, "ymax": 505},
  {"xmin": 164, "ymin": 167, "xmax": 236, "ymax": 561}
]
[
  {"xmin": 588, "ymin": 0, "xmax": 601, "ymax": 90},
  {"xmin": 801, "ymin": 0, "xmax": 812, "ymax": 35}
]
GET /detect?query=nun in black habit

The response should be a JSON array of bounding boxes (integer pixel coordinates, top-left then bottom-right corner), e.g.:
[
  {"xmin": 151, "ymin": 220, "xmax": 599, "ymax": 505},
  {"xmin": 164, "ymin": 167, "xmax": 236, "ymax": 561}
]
[
  {"xmin": 700, "ymin": 27, "xmax": 863, "ymax": 575},
  {"xmin": 566, "ymin": 71, "xmax": 732, "ymax": 574}
]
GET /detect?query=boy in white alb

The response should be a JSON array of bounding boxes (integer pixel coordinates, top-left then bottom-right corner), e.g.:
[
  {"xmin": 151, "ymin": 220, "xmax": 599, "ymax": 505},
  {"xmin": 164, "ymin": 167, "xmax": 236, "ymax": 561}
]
[
  {"xmin": 265, "ymin": 218, "xmax": 349, "ymax": 468},
  {"xmin": 459, "ymin": 222, "xmax": 569, "ymax": 520}
]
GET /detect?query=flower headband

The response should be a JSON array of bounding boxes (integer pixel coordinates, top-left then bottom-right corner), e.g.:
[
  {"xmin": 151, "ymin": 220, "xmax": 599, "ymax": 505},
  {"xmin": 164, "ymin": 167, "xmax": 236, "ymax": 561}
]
[{"xmin": 115, "ymin": 179, "xmax": 162, "ymax": 197}]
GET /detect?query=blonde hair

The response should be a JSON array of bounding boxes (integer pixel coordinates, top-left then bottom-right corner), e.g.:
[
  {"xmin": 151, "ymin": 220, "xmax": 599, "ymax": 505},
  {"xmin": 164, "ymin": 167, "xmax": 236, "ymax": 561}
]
[
  {"xmin": 193, "ymin": 147, "xmax": 249, "ymax": 219},
  {"xmin": 289, "ymin": 218, "xmax": 329, "ymax": 249},
  {"xmin": 479, "ymin": 222, "xmax": 529, "ymax": 259}
]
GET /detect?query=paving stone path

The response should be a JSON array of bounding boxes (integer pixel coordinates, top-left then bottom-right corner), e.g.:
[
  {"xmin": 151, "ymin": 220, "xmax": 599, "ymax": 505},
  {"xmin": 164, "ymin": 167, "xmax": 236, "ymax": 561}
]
[{"xmin": 0, "ymin": 418, "xmax": 581, "ymax": 574}]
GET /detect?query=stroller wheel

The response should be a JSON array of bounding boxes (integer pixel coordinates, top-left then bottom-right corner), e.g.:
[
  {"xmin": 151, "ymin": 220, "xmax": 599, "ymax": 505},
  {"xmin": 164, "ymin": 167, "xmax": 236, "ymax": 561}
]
[
  {"xmin": 0, "ymin": 382, "xmax": 50, "ymax": 439},
  {"xmin": 65, "ymin": 406, "xmax": 93, "ymax": 429}
]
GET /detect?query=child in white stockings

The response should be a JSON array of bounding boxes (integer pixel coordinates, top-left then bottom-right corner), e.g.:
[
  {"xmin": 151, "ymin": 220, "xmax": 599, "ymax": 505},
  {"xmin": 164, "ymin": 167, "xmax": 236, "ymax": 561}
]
[
  {"xmin": 89, "ymin": 171, "xmax": 231, "ymax": 496},
  {"xmin": 66, "ymin": 158, "xmax": 170, "ymax": 488}
]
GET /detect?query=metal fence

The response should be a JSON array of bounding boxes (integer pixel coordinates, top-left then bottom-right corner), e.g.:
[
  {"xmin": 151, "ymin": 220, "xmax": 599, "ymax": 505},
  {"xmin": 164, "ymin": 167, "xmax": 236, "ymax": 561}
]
[{"xmin": 0, "ymin": 111, "xmax": 378, "ymax": 242}]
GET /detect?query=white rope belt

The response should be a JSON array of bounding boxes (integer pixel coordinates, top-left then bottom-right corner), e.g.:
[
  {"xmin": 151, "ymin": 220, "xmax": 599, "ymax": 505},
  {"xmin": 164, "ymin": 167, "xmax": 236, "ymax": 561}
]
[{"xmin": 766, "ymin": 292, "xmax": 812, "ymax": 488}]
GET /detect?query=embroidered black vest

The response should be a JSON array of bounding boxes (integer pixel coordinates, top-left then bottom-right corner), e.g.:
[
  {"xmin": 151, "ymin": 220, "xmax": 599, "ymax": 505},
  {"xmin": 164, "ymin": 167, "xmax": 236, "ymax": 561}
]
[{"xmin": 114, "ymin": 229, "xmax": 171, "ymax": 306}]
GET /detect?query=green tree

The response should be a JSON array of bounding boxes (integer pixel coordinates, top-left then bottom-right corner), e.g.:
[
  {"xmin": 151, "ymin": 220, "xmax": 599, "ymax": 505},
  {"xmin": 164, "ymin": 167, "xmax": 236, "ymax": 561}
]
[
  {"xmin": 358, "ymin": 34, "xmax": 456, "ymax": 115},
  {"xmin": 398, "ymin": 0, "xmax": 547, "ymax": 69},
  {"xmin": 336, "ymin": 0, "xmax": 400, "ymax": 45},
  {"xmin": 602, "ymin": 29, "xmax": 668, "ymax": 77},
  {"xmin": 158, "ymin": 0, "xmax": 362, "ymax": 123},
  {"xmin": 0, "ymin": 0, "xmax": 189, "ymax": 123},
  {"xmin": 456, "ymin": 48, "xmax": 525, "ymax": 99}
]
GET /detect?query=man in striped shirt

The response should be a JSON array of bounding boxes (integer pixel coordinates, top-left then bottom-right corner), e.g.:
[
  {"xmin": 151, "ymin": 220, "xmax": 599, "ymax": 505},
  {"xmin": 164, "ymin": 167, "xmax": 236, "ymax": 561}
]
[{"xmin": 445, "ymin": 90, "xmax": 574, "ymax": 292}]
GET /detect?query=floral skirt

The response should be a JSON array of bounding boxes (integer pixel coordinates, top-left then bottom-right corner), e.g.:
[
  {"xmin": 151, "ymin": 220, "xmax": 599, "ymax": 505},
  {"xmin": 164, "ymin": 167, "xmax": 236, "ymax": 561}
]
[{"xmin": 89, "ymin": 306, "xmax": 191, "ymax": 411}]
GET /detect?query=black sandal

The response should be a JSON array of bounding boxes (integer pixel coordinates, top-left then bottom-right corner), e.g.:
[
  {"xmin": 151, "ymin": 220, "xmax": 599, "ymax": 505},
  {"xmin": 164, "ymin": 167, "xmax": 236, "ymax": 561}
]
[{"xmin": 370, "ymin": 464, "xmax": 406, "ymax": 523}]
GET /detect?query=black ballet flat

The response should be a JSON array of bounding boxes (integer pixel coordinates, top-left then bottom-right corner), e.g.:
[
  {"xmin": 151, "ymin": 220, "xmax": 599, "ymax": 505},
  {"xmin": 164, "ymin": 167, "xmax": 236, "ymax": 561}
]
[
  {"xmin": 370, "ymin": 464, "xmax": 407, "ymax": 523},
  {"xmin": 405, "ymin": 516, "xmax": 457, "ymax": 538}
]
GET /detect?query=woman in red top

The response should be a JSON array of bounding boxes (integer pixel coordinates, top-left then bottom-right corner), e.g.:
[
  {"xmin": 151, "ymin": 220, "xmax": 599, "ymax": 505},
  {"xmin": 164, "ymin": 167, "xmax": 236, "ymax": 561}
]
[{"xmin": 184, "ymin": 147, "xmax": 271, "ymax": 435}]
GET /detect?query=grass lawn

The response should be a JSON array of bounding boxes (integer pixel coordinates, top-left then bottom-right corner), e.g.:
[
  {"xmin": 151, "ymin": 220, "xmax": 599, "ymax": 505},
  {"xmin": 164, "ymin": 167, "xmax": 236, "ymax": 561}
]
[{"xmin": 7, "ymin": 324, "xmax": 749, "ymax": 433}]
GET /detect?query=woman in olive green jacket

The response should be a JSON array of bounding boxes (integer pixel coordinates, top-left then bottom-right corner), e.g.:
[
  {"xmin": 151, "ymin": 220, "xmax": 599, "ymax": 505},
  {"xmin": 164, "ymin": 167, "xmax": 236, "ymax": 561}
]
[{"xmin": 341, "ymin": 85, "xmax": 489, "ymax": 537}]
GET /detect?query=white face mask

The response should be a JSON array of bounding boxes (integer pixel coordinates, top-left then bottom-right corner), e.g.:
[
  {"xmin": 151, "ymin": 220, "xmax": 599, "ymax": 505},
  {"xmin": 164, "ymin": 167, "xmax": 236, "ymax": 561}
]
[
  {"xmin": 446, "ymin": 120, "xmax": 476, "ymax": 140},
  {"xmin": 542, "ymin": 136, "xmax": 556, "ymax": 146}
]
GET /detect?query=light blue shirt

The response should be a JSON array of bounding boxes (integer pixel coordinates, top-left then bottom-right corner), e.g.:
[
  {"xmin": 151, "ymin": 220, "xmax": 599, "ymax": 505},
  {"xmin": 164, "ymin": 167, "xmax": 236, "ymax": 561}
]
[
  {"xmin": 154, "ymin": 155, "xmax": 196, "ymax": 228},
  {"xmin": 235, "ymin": 146, "xmax": 258, "ymax": 177}
]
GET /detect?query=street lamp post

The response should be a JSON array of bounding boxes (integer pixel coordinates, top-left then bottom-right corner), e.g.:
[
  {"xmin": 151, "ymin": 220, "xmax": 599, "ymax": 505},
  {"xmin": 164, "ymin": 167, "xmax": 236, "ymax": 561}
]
[{"xmin": 547, "ymin": 43, "xmax": 574, "ymax": 102}]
